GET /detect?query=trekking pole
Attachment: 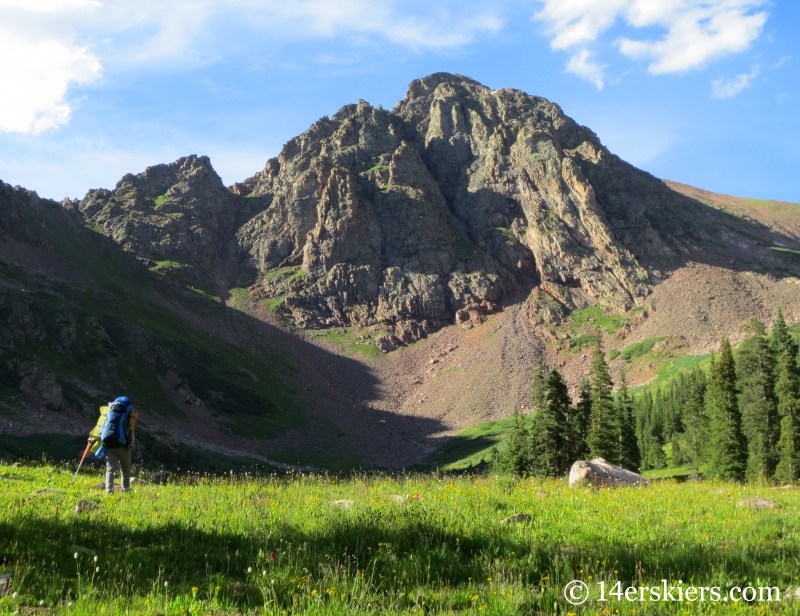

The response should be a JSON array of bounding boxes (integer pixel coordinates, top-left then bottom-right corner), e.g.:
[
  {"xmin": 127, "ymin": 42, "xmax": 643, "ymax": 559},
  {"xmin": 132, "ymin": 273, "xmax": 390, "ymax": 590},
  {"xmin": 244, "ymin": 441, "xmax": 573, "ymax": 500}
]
[{"xmin": 73, "ymin": 441, "xmax": 93, "ymax": 483}]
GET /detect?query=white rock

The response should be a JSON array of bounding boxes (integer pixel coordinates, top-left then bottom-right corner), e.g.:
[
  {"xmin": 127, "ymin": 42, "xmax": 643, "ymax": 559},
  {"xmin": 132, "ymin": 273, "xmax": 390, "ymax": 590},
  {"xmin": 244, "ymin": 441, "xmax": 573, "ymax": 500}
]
[{"xmin": 568, "ymin": 458, "xmax": 647, "ymax": 488}]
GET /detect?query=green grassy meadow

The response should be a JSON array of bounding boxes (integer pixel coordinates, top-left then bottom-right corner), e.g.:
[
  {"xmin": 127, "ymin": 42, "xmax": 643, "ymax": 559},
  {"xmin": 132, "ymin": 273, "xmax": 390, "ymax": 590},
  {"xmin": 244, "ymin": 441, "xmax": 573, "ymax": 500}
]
[{"xmin": 2, "ymin": 463, "xmax": 800, "ymax": 614}]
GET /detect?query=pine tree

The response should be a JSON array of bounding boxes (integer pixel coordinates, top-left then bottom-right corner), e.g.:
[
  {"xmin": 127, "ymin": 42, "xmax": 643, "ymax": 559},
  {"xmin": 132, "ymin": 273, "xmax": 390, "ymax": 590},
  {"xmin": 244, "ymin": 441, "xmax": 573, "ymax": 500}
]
[
  {"xmin": 615, "ymin": 370, "xmax": 640, "ymax": 471},
  {"xmin": 706, "ymin": 337, "xmax": 747, "ymax": 481},
  {"xmin": 634, "ymin": 391, "xmax": 651, "ymax": 465},
  {"xmin": 530, "ymin": 360, "xmax": 547, "ymax": 414},
  {"xmin": 681, "ymin": 368, "xmax": 708, "ymax": 477},
  {"xmin": 775, "ymin": 349, "xmax": 800, "ymax": 483},
  {"xmin": 586, "ymin": 334, "xmax": 619, "ymax": 464},
  {"xmin": 570, "ymin": 378, "xmax": 592, "ymax": 462},
  {"xmin": 737, "ymin": 318, "xmax": 779, "ymax": 481},
  {"xmin": 530, "ymin": 370, "xmax": 572, "ymax": 476},
  {"xmin": 493, "ymin": 406, "xmax": 530, "ymax": 477},
  {"xmin": 643, "ymin": 403, "xmax": 667, "ymax": 470},
  {"xmin": 770, "ymin": 308, "xmax": 798, "ymax": 361}
]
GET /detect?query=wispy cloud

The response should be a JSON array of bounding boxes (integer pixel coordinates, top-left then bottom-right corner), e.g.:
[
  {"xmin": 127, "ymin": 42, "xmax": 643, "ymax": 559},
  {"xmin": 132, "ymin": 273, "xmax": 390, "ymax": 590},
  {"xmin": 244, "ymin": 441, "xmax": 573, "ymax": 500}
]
[
  {"xmin": 566, "ymin": 48, "xmax": 607, "ymax": 89},
  {"xmin": 711, "ymin": 66, "xmax": 760, "ymax": 98},
  {"xmin": 0, "ymin": 0, "xmax": 504, "ymax": 135},
  {"xmin": 535, "ymin": 0, "xmax": 768, "ymax": 80},
  {"xmin": 772, "ymin": 55, "xmax": 791, "ymax": 69}
]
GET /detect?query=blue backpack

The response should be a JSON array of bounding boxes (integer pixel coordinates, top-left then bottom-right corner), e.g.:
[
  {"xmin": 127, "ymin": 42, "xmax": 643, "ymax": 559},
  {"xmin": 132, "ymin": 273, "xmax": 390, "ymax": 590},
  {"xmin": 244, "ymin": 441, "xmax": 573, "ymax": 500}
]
[{"xmin": 100, "ymin": 397, "xmax": 134, "ymax": 448}]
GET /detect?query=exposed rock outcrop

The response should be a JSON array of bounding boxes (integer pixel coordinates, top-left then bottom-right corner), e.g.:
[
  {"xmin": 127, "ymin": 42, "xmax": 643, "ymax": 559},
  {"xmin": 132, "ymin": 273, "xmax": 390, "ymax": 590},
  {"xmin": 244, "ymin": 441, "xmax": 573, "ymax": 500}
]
[
  {"xmin": 6, "ymin": 359, "xmax": 66, "ymax": 410},
  {"xmin": 78, "ymin": 155, "xmax": 267, "ymax": 285},
  {"xmin": 238, "ymin": 75, "xmax": 662, "ymax": 335}
]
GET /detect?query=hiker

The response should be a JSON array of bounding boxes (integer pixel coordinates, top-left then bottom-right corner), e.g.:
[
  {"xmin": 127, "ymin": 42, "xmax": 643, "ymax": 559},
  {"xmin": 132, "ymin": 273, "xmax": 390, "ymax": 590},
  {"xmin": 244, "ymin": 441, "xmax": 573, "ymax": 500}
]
[{"xmin": 87, "ymin": 396, "xmax": 138, "ymax": 493}]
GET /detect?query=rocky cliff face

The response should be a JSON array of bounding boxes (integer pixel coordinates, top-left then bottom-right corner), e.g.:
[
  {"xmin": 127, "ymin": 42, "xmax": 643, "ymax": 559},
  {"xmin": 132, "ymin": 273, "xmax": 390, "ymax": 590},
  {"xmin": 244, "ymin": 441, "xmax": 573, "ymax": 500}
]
[
  {"xmin": 235, "ymin": 73, "xmax": 696, "ymax": 337},
  {"xmin": 73, "ymin": 73, "xmax": 782, "ymax": 348},
  {"xmin": 77, "ymin": 155, "xmax": 267, "ymax": 285}
]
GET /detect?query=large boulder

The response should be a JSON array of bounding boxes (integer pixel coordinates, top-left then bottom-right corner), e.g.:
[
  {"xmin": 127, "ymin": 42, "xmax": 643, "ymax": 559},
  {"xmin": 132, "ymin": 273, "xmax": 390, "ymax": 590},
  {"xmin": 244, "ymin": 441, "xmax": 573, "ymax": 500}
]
[
  {"xmin": 736, "ymin": 498, "xmax": 781, "ymax": 511},
  {"xmin": 568, "ymin": 458, "xmax": 647, "ymax": 488}
]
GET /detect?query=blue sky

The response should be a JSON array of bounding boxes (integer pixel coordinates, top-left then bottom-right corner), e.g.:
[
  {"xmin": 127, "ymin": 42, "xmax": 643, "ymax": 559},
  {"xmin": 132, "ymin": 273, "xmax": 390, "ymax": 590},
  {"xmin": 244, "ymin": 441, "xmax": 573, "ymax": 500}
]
[{"xmin": 0, "ymin": 0, "xmax": 797, "ymax": 203}]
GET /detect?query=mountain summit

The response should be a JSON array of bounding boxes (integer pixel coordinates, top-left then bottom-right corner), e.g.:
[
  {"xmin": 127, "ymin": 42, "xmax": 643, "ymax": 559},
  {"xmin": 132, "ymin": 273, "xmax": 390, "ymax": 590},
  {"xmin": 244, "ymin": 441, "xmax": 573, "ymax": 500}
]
[{"xmin": 76, "ymin": 73, "xmax": 796, "ymax": 351}]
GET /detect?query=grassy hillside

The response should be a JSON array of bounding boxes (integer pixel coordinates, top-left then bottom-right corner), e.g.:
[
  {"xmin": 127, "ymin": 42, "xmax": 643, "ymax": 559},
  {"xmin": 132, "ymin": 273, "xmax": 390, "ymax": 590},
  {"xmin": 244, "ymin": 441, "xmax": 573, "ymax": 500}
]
[
  {"xmin": 0, "ymin": 198, "xmax": 304, "ymax": 464},
  {"xmin": 1, "ymin": 462, "xmax": 798, "ymax": 614}
]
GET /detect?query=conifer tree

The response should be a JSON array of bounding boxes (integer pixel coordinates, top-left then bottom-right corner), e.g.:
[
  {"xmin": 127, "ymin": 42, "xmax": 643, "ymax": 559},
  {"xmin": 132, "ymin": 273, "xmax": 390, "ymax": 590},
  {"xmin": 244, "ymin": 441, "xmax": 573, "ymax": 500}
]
[
  {"xmin": 770, "ymin": 308, "xmax": 798, "ymax": 361},
  {"xmin": 736, "ymin": 318, "xmax": 779, "ymax": 481},
  {"xmin": 681, "ymin": 369, "xmax": 708, "ymax": 477},
  {"xmin": 634, "ymin": 391, "xmax": 650, "ymax": 463},
  {"xmin": 706, "ymin": 337, "xmax": 747, "ymax": 481},
  {"xmin": 530, "ymin": 360, "xmax": 547, "ymax": 414},
  {"xmin": 586, "ymin": 334, "xmax": 619, "ymax": 463},
  {"xmin": 530, "ymin": 370, "xmax": 571, "ymax": 476},
  {"xmin": 775, "ymin": 348, "xmax": 800, "ymax": 483},
  {"xmin": 615, "ymin": 370, "xmax": 640, "ymax": 471},
  {"xmin": 571, "ymin": 378, "xmax": 592, "ymax": 462},
  {"xmin": 493, "ymin": 406, "xmax": 530, "ymax": 477},
  {"xmin": 636, "ymin": 391, "xmax": 666, "ymax": 470}
]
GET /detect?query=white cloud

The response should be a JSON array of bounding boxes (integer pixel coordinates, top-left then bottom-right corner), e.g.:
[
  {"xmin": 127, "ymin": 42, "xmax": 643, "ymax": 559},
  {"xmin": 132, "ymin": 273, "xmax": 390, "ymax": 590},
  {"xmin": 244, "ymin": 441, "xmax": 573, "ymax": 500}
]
[
  {"xmin": 0, "ymin": 0, "xmax": 98, "ymax": 10},
  {"xmin": 0, "ymin": 1, "xmax": 102, "ymax": 134},
  {"xmin": 711, "ymin": 66, "xmax": 759, "ymax": 98},
  {"xmin": 91, "ymin": 0, "xmax": 504, "ymax": 67},
  {"xmin": 0, "ymin": 0, "xmax": 504, "ymax": 134},
  {"xmin": 772, "ymin": 55, "xmax": 791, "ymax": 69},
  {"xmin": 535, "ymin": 0, "xmax": 768, "ymax": 77},
  {"xmin": 566, "ymin": 48, "xmax": 607, "ymax": 89}
]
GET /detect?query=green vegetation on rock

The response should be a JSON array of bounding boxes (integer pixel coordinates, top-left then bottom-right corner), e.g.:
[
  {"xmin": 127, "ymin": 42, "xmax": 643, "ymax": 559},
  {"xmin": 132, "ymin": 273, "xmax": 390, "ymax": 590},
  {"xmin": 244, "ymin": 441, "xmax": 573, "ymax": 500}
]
[
  {"xmin": 567, "ymin": 306, "xmax": 627, "ymax": 334},
  {"xmin": 569, "ymin": 333, "xmax": 597, "ymax": 353},
  {"xmin": 620, "ymin": 337, "xmax": 666, "ymax": 361}
]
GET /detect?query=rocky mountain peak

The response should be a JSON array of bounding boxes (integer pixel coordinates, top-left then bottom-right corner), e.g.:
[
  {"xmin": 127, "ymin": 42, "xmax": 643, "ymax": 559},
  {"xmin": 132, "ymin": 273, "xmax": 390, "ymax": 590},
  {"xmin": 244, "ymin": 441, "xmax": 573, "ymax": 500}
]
[
  {"xmin": 232, "ymin": 73, "xmax": 671, "ymax": 341},
  {"xmin": 115, "ymin": 155, "xmax": 221, "ymax": 198},
  {"xmin": 78, "ymin": 154, "xmax": 265, "ymax": 282},
  {"xmin": 74, "ymin": 73, "xmax": 779, "ymax": 350}
]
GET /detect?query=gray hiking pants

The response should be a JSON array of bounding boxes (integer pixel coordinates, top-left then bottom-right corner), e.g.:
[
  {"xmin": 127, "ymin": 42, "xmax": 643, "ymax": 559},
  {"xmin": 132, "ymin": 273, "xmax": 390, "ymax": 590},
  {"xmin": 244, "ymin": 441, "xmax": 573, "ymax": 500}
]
[{"xmin": 105, "ymin": 446, "xmax": 131, "ymax": 493}]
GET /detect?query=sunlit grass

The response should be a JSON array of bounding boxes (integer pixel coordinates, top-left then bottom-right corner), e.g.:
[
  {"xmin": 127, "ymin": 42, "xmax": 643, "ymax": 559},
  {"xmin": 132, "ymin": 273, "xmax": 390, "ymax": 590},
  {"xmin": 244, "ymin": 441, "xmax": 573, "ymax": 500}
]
[{"xmin": 1, "ymin": 463, "xmax": 799, "ymax": 614}]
